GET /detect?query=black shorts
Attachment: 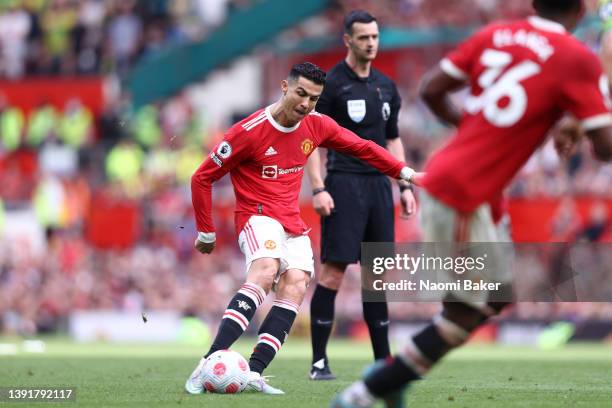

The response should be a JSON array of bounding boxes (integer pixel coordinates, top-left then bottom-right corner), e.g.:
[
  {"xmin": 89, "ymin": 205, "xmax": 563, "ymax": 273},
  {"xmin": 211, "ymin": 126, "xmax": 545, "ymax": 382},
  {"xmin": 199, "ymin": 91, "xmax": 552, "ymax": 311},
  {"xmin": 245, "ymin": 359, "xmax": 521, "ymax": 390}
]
[{"xmin": 321, "ymin": 172, "xmax": 395, "ymax": 264}]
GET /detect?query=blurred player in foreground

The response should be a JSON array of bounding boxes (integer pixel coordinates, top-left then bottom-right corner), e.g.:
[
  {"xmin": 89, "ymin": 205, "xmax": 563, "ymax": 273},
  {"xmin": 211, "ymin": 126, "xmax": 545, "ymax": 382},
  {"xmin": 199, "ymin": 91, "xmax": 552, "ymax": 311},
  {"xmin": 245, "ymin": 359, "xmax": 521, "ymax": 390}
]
[
  {"xmin": 332, "ymin": 0, "xmax": 612, "ymax": 406},
  {"xmin": 307, "ymin": 10, "xmax": 416, "ymax": 380},
  {"xmin": 185, "ymin": 62, "xmax": 422, "ymax": 395}
]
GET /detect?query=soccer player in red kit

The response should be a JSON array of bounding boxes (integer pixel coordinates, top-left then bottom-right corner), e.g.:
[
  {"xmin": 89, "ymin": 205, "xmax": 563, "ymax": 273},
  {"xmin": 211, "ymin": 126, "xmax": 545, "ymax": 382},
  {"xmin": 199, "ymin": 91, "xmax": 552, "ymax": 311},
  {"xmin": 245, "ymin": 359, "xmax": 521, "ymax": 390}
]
[
  {"xmin": 184, "ymin": 62, "xmax": 421, "ymax": 395},
  {"xmin": 332, "ymin": 0, "xmax": 612, "ymax": 406}
]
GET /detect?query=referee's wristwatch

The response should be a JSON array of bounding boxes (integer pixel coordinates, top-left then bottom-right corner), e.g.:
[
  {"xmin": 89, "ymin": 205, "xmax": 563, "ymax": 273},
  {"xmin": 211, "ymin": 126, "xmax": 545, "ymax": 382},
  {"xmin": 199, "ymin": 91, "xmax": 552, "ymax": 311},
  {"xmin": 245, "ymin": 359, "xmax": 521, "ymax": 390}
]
[
  {"xmin": 398, "ymin": 179, "xmax": 413, "ymax": 193},
  {"xmin": 312, "ymin": 187, "xmax": 326, "ymax": 196}
]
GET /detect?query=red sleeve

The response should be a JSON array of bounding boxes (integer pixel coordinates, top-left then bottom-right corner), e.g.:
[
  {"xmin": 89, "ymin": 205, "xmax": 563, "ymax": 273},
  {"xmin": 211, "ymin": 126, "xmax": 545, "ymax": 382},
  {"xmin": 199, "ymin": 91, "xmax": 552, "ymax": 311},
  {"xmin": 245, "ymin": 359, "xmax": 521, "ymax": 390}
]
[
  {"xmin": 440, "ymin": 26, "xmax": 490, "ymax": 81},
  {"xmin": 191, "ymin": 126, "xmax": 249, "ymax": 233},
  {"xmin": 318, "ymin": 114, "xmax": 405, "ymax": 178},
  {"xmin": 559, "ymin": 48, "xmax": 612, "ymax": 131}
]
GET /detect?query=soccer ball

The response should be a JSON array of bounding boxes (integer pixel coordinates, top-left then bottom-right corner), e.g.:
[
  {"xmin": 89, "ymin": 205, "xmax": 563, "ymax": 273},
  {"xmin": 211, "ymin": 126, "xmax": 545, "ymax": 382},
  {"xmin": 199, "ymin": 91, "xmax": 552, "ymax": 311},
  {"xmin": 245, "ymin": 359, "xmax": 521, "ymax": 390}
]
[{"xmin": 201, "ymin": 350, "xmax": 250, "ymax": 394}]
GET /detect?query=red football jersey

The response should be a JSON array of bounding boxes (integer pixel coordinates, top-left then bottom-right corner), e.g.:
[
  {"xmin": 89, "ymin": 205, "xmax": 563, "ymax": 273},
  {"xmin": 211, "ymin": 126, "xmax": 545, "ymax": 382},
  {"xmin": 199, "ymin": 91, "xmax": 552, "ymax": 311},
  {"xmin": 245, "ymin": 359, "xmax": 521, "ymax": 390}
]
[
  {"xmin": 191, "ymin": 106, "xmax": 405, "ymax": 236},
  {"xmin": 423, "ymin": 16, "xmax": 612, "ymax": 212}
]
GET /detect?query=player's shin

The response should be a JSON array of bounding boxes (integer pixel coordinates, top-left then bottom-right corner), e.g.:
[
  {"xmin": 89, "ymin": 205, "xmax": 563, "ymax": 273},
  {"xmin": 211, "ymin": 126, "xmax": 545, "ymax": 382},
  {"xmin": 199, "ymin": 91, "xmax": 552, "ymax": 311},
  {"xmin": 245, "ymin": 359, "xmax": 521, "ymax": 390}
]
[
  {"xmin": 365, "ymin": 301, "xmax": 492, "ymax": 397},
  {"xmin": 310, "ymin": 284, "xmax": 338, "ymax": 364},
  {"xmin": 249, "ymin": 299, "xmax": 299, "ymax": 373},
  {"xmin": 205, "ymin": 282, "xmax": 267, "ymax": 357},
  {"xmin": 362, "ymin": 299, "xmax": 391, "ymax": 360}
]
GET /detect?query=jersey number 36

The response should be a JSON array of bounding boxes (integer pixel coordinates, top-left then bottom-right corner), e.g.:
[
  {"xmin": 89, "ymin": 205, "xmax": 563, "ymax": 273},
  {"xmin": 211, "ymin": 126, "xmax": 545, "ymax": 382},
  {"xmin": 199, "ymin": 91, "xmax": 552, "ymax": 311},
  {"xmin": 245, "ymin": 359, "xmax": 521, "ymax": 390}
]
[{"xmin": 464, "ymin": 49, "xmax": 540, "ymax": 128}]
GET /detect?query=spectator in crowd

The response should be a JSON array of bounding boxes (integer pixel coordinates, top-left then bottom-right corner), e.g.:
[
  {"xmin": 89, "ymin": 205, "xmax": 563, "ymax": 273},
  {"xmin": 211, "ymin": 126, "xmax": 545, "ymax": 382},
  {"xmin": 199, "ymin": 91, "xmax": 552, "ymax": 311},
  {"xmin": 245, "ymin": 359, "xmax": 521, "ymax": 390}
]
[{"xmin": 0, "ymin": 1, "xmax": 31, "ymax": 78}]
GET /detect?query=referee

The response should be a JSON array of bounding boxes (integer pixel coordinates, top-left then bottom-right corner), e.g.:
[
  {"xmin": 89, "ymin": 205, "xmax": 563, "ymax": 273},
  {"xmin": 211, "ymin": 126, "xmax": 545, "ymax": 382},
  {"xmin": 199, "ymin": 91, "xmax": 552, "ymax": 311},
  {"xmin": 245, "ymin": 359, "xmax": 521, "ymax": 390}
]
[{"xmin": 307, "ymin": 10, "xmax": 417, "ymax": 380}]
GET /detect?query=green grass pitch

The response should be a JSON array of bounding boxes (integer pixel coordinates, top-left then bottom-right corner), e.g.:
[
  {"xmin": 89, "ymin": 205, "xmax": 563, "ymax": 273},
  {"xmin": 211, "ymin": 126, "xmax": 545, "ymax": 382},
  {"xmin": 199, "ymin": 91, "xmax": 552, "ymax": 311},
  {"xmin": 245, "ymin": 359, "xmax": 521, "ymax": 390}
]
[{"xmin": 1, "ymin": 338, "xmax": 611, "ymax": 407}]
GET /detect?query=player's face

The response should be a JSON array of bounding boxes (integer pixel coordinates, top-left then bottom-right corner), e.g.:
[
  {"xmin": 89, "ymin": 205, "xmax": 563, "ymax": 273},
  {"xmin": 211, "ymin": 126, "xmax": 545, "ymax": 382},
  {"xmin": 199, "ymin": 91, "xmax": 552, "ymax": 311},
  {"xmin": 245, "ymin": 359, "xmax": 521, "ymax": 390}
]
[
  {"xmin": 281, "ymin": 76, "xmax": 323, "ymax": 122},
  {"xmin": 345, "ymin": 21, "xmax": 379, "ymax": 62}
]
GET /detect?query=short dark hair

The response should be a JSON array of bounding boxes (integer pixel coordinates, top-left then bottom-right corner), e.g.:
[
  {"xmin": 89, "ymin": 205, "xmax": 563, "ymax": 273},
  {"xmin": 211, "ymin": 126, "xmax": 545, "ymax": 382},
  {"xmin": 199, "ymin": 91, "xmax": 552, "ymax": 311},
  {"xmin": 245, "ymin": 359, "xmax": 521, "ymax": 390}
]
[
  {"xmin": 343, "ymin": 10, "xmax": 376, "ymax": 35},
  {"xmin": 533, "ymin": 0, "xmax": 582, "ymax": 16},
  {"xmin": 288, "ymin": 62, "xmax": 326, "ymax": 86}
]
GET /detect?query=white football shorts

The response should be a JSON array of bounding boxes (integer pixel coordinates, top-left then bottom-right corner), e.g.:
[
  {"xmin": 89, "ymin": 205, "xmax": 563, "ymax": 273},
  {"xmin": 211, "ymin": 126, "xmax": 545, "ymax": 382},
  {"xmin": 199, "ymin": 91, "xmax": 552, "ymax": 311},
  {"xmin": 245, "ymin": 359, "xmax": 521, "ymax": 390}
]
[
  {"xmin": 419, "ymin": 190, "xmax": 513, "ymax": 308},
  {"xmin": 238, "ymin": 215, "xmax": 315, "ymax": 279}
]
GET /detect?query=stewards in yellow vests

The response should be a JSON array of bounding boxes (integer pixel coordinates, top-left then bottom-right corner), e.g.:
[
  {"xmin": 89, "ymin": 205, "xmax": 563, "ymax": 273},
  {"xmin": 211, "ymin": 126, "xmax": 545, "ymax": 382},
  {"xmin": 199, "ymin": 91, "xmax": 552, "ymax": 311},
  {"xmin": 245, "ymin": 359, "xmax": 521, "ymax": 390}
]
[
  {"xmin": 27, "ymin": 102, "xmax": 58, "ymax": 147},
  {"xmin": 58, "ymin": 98, "xmax": 93, "ymax": 148},
  {"xmin": 106, "ymin": 139, "xmax": 145, "ymax": 195},
  {"xmin": 0, "ymin": 101, "xmax": 25, "ymax": 151},
  {"xmin": 132, "ymin": 104, "xmax": 162, "ymax": 149},
  {"xmin": 144, "ymin": 147, "xmax": 176, "ymax": 179},
  {"xmin": 184, "ymin": 114, "xmax": 206, "ymax": 147},
  {"xmin": 176, "ymin": 145, "xmax": 204, "ymax": 185},
  {"xmin": 33, "ymin": 175, "xmax": 67, "ymax": 228}
]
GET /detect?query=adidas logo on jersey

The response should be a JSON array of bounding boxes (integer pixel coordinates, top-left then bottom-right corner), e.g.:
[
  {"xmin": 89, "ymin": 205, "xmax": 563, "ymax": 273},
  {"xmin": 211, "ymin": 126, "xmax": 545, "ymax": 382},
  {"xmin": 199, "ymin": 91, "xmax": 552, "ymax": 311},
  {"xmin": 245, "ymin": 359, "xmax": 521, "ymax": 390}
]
[{"xmin": 265, "ymin": 146, "xmax": 278, "ymax": 156}]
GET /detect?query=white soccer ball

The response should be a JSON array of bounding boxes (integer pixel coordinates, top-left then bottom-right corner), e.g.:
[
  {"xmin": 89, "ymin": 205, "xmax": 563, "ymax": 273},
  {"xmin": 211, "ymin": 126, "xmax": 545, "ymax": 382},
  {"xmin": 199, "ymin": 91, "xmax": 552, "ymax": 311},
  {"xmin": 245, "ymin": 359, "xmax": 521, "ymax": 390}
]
[{"xmin": 201, "ymin": 350, "xmax": 250, "ymax": 394}]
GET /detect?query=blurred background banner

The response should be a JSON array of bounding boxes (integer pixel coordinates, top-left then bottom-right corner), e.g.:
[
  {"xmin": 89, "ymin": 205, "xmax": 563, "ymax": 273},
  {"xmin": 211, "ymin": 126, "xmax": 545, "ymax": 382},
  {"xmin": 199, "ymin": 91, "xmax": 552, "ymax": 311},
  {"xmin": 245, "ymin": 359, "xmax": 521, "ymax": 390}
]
[
  {"xmin": 0, "ymin": 0, "xmax": 610, "ymax": 346},
  {"xmin": 0, "ymin": 77, "xmax": 105, "ymax": 115},
  {"xmin": 69, "ymin": 311, "xmax": 182, "ymax": 342}
]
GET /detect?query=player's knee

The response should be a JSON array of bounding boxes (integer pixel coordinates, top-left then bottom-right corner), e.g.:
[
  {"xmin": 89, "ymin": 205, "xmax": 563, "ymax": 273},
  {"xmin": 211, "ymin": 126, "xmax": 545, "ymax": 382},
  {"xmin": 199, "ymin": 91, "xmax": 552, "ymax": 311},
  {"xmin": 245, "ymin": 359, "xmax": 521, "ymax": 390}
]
[
  {"xmin": 248, "ymin": 258, "xmax": 280, "ymax": 291},
  {"xmin": 279, "ymin": 269, "xmax": 310, "ymax": 300},
  {"xmin": 319, "ymin": 262, "xmax": 346, "ymax": 290},
  {"xmin": 289, "ymin": 270, "xmax": 311, "ymax": 295}
]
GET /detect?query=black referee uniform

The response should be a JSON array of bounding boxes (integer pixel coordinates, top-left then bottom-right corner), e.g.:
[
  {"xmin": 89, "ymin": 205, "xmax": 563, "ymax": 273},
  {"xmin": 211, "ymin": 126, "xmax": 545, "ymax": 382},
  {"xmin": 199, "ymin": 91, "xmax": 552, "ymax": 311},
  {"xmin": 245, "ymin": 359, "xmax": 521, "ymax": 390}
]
[{"xmin": 316, "ymin": 60, "xmax": 401, "ymax": 264}]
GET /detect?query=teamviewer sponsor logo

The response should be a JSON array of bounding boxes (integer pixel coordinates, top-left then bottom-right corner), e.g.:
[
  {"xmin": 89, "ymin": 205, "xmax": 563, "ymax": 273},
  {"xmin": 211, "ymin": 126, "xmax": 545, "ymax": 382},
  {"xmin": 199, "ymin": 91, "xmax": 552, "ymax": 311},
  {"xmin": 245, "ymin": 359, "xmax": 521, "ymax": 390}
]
[
  {"xmin": 262, "ymin": 165, "xmax": 303, "ymax": 179},
  {"xmin": 262, "ymin": 165, "xmax": 278, "ymax": 179},
  {"xmin": 278, "ymin": 166, "xmax": 303, "ymax": 175}
]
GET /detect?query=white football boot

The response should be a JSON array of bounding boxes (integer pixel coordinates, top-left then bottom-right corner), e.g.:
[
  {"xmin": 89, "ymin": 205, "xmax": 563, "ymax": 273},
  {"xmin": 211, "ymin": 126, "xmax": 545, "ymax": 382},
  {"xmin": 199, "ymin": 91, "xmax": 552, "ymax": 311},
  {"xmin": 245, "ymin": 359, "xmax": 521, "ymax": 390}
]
[
  {"xmin": 330, "ymin": 381, "xmax": 376, "ymax": 408},
  {"xmin": 245, "ymin": 371, "xmax": 285, "ymax": 395},
  {"xmin": 184, "ymin": 357, "xmax": 207, "ymax": 394}
]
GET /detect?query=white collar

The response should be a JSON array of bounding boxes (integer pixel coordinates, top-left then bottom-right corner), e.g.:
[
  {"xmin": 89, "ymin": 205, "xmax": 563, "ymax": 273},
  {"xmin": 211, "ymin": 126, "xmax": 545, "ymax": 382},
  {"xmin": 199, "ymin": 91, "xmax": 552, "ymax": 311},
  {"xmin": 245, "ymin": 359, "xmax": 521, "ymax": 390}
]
[
  {"xmin": 527, "ymin": 16, "xmax": 567, "ymax": 34},
  {"xmin": 265, "ymin": 105, "xmax": 300, "ymax": 133}
]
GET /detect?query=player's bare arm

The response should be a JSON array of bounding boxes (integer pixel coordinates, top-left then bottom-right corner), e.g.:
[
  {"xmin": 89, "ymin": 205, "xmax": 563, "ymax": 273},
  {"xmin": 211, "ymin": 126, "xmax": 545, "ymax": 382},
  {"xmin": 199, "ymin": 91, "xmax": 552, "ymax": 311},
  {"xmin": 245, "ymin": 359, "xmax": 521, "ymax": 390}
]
[
  {"xmin": 306, "ymin": 148, "xmax": 335, "ymax": 217},
  {"xmin": 419, "ymin": 65, "xmax": 467, "ymax": 127},
  {"xmin": 586, "ymin": 126, "xmax": 612, "ymax": 161},
  {"xmin": 600, "ymin": 1, "xmax": 612, "ymax": 88},
  {"xmin": 601, "ymin": 31, "xmax": 612, "ymax": 87},
  {"xmin": 386, "ymin": 137, "xmax": 416, "ymax": 217},
  {"xmin": 553, "ymin": 116, "xmax": 583, "ymax": 159},
  {"xmin": 595, "ymin": 2, "xmax": 612, "ymax": 161}
]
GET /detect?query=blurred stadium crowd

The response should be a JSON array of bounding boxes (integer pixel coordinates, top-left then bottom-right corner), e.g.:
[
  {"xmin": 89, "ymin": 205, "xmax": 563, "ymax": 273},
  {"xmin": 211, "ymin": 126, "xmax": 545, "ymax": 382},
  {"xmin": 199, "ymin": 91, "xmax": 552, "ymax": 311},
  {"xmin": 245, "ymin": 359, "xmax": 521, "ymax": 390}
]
[
  {"xmin": 0, "ymin": 0, "xmax": 611, "ymax": 336},
  {"xmin": 0, "ymin": 0, "xmax": 255, "ymax": 79}
]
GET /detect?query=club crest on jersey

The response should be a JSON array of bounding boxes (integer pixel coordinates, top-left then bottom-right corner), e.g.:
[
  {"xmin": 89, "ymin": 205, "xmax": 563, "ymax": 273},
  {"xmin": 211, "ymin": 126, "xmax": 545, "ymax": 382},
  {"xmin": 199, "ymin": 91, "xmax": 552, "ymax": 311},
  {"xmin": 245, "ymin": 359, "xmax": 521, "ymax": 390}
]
[
  {"xmin": 347, "ymin": 99, "xmax": 366, "ymax": 123},
  {"xmin": 264, "ymin": 240, "xmax": 277, "ymax": 250},
  {"xmin": 301, "ymin": 139, "xmax": 314, "ymax": 155},
  {"xmin": 217, "ymin": 141, "xmax": 232, "ymax": 159},
  {"xmin": 382, "ymin": 102, "xmax": 391, "ymax": 121},
  {"xmin": 262, "ymin": 165, "xmax": 278, "ymax": 179}
]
